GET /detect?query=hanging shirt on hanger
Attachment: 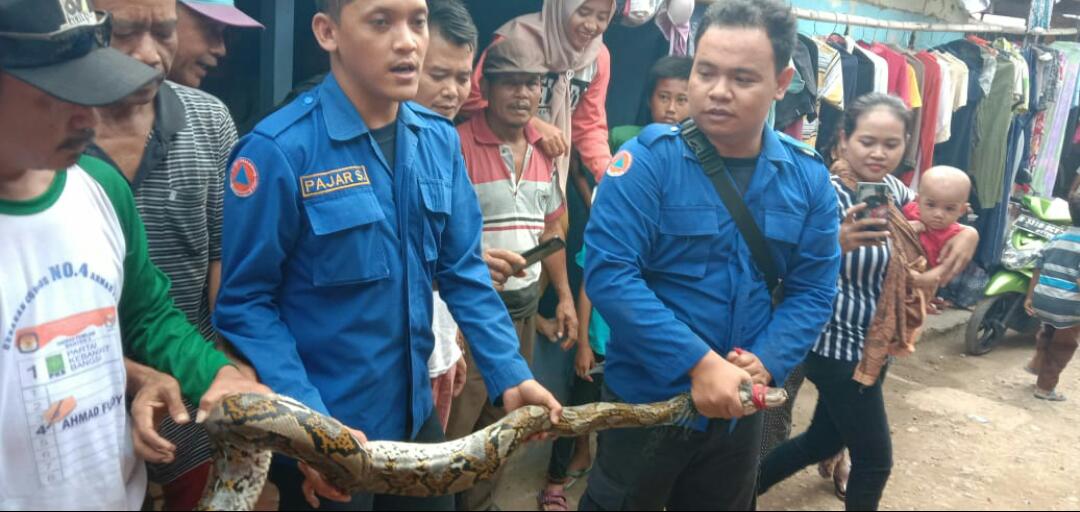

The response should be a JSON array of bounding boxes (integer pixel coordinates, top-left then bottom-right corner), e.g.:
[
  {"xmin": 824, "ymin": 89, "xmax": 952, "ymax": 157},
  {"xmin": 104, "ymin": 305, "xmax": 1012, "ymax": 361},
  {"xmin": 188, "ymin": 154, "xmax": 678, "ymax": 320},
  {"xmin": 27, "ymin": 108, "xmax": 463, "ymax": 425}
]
[
  {"xmin": 906, "ymin": 63, "xmax": 923, "ymax": 109},
  {"xmin": 937, "ymin": 51, "xmax": 970, "ymax": 110},
  {"xmin": 915, "ymin": 51, "xmax": 944, "ymax": 176},
  {"xmin": 869, "ymin": 42, "xmax": 912, "ymax": 105},
  {"xmin": 933, "ymin": 39, "xmax": 986, "ymax": 180},
  {"xmin": 812, "ymin": 38, "xmax": 845, "ymax": 110},
  {"xmin": 901, "ymin": 59, "xmax": 925, "ymax": 173},
  {"xmin": 933, "ymin": 52, "xmax": 955, "ymax": 144},
  {"xmin": 818, "ymin": 36, "xmax": 865, "ymax": 155},
  {"xmin": 854, "ymin": 39, "xmax": 888, "ymax": 94},
  {"xmin": 971, "ymin": 55, "xmax": 1017, "ymax": 210},
  {"xmin": 802, "ymin": 35, "xmax": 845, "ymax": 148}
]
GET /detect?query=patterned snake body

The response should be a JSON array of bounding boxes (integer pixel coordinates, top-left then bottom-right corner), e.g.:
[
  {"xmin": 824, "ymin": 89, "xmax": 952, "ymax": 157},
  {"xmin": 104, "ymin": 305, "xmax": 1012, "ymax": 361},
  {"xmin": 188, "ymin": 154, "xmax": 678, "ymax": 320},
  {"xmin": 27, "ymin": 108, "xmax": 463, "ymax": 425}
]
[{"xmin": 197, "ymin": 383, "xmax": 787, "ymax": 510}]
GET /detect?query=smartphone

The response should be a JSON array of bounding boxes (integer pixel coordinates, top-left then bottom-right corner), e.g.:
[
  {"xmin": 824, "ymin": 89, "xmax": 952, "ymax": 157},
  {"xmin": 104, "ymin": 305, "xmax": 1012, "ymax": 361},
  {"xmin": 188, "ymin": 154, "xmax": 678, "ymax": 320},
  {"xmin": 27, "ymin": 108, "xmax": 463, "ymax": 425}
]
[
  {"xmin": 855, "ymin": 182, "xmax": 891, "ymax": 230},
  {"xmin": 514, "ymin": 237, "xmax": 566, "ymax": 273}
]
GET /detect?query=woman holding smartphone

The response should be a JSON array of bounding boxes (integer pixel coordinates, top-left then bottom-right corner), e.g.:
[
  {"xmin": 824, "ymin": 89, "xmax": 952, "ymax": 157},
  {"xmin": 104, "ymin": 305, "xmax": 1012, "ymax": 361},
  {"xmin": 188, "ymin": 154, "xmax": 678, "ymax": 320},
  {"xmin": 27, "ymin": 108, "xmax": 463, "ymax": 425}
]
[{"xmin": 758, "ymin": 93, "xmax": 979, "ymax": 511}]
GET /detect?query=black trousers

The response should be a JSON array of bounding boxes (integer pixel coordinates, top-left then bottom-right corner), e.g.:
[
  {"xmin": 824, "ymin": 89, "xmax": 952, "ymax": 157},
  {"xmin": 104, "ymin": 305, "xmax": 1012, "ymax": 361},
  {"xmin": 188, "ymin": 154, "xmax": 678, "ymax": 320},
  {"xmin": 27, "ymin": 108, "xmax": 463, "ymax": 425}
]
[
  {"xmin": 579, "ymin": 386, "xmax": 764, "ymax": 511},
  {"xmin": 547, "ymin": 355, "xmax": 605, "ymax": 481},
  {"xmin": 758, "ymin": 353, "xmax": 893, "ymax": 511},
  {"xmin": 271, "ymin": 411, "xmax": 454, "ymax": 511}
]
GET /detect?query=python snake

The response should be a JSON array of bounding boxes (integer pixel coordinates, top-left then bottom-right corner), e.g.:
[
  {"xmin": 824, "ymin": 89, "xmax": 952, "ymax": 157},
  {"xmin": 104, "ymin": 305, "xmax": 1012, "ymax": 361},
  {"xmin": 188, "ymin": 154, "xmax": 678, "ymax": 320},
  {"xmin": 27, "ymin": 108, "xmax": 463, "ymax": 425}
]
[{"xmin": 197, "ymin": 382, "xmax": 787, "ymax": 510}]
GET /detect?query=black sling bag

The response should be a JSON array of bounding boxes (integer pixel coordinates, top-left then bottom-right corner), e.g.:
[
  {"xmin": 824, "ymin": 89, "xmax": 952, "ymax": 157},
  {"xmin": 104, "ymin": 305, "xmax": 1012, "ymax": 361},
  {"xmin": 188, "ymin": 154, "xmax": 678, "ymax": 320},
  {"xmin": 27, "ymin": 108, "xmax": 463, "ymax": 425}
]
[{"xmin": 680, "ymin": 119, "xmax": 783, "ymax": 301}]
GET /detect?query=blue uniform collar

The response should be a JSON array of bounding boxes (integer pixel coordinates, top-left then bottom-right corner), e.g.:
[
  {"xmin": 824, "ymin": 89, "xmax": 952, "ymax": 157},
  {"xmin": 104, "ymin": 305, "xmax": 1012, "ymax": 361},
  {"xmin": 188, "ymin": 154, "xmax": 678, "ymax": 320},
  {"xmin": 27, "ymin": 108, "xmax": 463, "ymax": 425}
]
[
  {"xmin": 319, "ymin": 73, "xmax": 428, "ymax": 142},
  {"xmin": 681, "ymin": 127, "xmax": 793, "ymax": 167}
]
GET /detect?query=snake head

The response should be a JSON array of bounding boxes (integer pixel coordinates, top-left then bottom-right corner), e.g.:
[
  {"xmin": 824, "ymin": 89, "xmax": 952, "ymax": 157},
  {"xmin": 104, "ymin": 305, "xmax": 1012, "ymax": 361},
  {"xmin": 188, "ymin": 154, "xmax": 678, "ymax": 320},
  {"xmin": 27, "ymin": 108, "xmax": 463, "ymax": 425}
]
[{"xmin": 739, "ymin": 382, "xmax": 788, "ymax": 413}]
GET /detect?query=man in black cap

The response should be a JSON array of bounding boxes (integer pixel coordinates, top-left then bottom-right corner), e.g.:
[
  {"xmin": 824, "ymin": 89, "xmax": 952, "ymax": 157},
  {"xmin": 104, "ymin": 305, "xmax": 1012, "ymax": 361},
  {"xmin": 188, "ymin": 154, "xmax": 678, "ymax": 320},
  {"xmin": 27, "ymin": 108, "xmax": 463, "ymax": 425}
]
[{"xmin": 0, "ymin": 0, "xmax": 266, "ymax": 508}]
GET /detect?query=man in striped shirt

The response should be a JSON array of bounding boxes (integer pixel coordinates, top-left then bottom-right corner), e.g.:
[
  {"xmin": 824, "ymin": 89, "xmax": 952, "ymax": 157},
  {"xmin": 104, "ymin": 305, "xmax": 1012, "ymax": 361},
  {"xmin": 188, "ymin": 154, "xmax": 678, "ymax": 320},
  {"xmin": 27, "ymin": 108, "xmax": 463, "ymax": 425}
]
[
  {"xmin": 446, "ymin": 37, "xmax": 578, "ymax": 512},
  {"xmin": 87, "ymin": 0, "xmax": 243, "ymax": 507},
  {"xmin": 1024, "ymin": 194, "xmax": 1080, "ymax": 402}
]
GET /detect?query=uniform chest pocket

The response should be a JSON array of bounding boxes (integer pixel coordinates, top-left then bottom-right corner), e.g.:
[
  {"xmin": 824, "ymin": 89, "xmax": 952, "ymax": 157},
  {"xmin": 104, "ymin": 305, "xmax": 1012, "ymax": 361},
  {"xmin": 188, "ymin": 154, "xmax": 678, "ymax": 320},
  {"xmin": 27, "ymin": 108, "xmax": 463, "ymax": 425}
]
[
  {"xmin": 765, "ymin": 209, "xmax": 805, "ymax": 272},
  {"xmin": 765, "ymin": 210, "xmax": 804, "ymax": 245},
  {"xmin": 650, "ymin": 206, "xmax": 721, "ymax": 278},
  {"xmin": 419, "ymin": 179, "xmax": 452, "ymax": 262},
  {"xmin": 304, "ymin": 191, "xmax": 390, "ymax": 286}
]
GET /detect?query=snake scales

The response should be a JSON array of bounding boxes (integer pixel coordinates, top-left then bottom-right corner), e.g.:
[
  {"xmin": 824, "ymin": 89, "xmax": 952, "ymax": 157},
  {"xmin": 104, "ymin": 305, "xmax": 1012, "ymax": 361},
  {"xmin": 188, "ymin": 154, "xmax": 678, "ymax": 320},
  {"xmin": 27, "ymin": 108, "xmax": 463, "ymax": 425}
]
[{"xmin": 196, "ymin": 382, "xmax": 787, "ymax": 510}]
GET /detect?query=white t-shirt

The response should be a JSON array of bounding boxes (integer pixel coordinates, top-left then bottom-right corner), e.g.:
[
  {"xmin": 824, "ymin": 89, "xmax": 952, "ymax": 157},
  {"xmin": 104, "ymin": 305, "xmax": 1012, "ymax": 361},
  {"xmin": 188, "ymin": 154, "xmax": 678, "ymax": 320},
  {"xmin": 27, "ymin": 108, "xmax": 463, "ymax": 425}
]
[
  {"xmin": 427, "ymin": 291, "xmax": 462, "ymax": 378},
  {"xmin": 1, "ymin": 167, "xmax": 146, "ymax": 510}
]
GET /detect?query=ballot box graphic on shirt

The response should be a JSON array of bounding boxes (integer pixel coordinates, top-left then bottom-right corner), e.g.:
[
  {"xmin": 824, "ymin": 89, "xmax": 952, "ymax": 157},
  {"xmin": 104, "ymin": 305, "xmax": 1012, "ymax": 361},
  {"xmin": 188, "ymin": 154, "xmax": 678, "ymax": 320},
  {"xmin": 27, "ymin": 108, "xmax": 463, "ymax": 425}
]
[
  {"xmin": 1, "ymin": 166, "xmax": 148, "ymax": 509},
  {"xmin": 14, "ymin": 303, "xmax": 126, "ymax": 487},
  {"xmin": 1, "ymin": 260, "xmax": 134, "ymax": 505}
]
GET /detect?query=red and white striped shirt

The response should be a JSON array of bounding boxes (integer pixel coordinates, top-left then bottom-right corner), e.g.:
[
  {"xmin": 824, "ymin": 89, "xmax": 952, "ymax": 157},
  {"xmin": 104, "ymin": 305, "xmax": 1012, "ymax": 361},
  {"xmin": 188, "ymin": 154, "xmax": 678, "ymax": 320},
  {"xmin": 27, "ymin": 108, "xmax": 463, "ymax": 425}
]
[{"xmin": 458, "ymin": 114, "xmax": 564, "ymax": 293}]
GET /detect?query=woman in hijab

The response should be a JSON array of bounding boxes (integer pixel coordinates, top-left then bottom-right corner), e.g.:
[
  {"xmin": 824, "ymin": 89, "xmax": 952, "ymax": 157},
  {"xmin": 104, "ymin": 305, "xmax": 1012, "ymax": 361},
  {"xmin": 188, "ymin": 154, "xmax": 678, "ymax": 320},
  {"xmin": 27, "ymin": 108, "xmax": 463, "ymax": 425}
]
[{"xmin": 462, "ymin": 0, "xmax": 617, "ymax": 185}]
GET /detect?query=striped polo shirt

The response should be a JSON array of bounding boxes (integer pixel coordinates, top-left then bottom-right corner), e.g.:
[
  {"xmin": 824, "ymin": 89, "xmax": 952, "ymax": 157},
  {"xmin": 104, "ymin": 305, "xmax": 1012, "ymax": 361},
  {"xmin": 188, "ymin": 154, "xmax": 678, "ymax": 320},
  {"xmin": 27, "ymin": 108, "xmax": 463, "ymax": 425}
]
[
  {"xmin": 813, "ymin": 174, "xmax": 915, "ymax": 362},
  {"xmin": 1032, "ymin": 227, "xmax": 1080, "ymax": 328},
  {"xmin": 458, "ymin": 114, "xmax": 564, "ymax": 307},
  {"xmin": 88, "ymin": 81, "xmax": 237, "ymax": 484}
]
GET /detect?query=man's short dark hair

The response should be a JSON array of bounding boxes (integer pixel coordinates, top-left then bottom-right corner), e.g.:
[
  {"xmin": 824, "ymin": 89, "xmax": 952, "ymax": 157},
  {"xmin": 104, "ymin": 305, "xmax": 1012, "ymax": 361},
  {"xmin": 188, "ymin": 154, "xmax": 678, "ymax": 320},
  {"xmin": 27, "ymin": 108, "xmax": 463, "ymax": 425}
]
[
  {"xmin": 650, "ymin": 55, "xmax": 693, "ymax": 82},
  {"xmin": 315, "ymin": 0, "xmax": 354, "ymax": 20},
  {"xmin": 647, "ymin": 56, "xmax": 692, "ymax": 92},
  {"xmin": 429, "ymin": 0, "xmax": 478, "ymax": 51},
  {"xmin": 694, "ymin": 0, "xmax": 797, "ymax": 74}
]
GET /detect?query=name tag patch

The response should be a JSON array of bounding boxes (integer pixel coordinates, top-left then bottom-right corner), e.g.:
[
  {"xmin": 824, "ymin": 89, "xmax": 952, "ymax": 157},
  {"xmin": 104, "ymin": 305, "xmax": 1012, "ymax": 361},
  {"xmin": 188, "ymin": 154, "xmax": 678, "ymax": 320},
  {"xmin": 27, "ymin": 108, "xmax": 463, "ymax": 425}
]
[{"xmin": 300, "ymin": 166, "xmax": 370, "ymax": 199}]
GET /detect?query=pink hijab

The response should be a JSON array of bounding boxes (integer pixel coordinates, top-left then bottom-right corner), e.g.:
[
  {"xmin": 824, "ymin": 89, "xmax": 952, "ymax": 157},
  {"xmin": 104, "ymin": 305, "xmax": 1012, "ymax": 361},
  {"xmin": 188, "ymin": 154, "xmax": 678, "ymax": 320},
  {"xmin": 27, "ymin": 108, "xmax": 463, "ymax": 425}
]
[{"xmin": 494, "ymin": 0, "xmax": 616, "ymax": 180}]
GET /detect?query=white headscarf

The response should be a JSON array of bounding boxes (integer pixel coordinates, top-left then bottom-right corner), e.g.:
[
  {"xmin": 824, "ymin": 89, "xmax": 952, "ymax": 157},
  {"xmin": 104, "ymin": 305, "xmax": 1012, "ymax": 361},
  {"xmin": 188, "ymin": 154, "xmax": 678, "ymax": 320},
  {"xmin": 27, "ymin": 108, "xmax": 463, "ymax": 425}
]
[{"xmin": 493, "ymin": 0, "xmax": 616, "ymax": 181}]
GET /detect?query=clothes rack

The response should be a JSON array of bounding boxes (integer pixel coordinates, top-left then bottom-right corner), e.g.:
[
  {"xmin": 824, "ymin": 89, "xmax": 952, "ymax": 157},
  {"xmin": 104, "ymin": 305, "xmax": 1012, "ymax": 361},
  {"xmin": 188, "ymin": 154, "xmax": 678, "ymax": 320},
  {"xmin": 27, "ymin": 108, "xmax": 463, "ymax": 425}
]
[{"xmin": 790, "ymin": 7, "xmax": 1078, "ymax": 36}]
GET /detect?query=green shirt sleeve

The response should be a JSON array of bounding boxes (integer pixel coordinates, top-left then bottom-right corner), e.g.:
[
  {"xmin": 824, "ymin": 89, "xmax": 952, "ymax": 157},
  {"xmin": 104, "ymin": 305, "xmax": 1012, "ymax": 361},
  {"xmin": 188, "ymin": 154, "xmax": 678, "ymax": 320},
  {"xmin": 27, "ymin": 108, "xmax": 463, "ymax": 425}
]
[
  {"xmin": 78, "ymin": 155, "xmax": 231, "ymax": 402},
  {"xmin": 609, "ymin": 125, "xmax": 643, "ymax": 153}
]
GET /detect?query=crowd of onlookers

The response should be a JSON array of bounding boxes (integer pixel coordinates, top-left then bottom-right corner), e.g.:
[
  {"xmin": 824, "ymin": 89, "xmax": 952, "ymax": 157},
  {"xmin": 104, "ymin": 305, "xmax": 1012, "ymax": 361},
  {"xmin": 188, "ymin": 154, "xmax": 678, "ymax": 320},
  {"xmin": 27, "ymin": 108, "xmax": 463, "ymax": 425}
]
[{"xmin": 2, "ymin": 0, "xmax": 1078, "ymax": 511}]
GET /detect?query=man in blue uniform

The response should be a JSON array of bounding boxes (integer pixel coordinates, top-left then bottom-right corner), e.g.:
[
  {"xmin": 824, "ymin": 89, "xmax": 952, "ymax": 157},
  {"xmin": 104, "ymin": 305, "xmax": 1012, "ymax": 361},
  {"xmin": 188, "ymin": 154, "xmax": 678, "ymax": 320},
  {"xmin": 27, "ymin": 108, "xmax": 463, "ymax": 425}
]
[
  {"xmin": 580, "ymin": 0, "xmax": 842, "ymax": 509},
  {"xmin": 213, "ymin": 1, "xmax": 561, "ymax": 510}
]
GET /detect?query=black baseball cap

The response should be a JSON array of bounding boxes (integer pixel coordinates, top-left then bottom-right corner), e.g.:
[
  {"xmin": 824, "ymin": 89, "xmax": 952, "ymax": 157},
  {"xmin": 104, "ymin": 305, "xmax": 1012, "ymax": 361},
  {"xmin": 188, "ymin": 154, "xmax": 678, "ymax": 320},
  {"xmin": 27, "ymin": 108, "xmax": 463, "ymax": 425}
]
[{"xmin": 0, "ymin": 0, "xmax": 161, "ymax": 106}]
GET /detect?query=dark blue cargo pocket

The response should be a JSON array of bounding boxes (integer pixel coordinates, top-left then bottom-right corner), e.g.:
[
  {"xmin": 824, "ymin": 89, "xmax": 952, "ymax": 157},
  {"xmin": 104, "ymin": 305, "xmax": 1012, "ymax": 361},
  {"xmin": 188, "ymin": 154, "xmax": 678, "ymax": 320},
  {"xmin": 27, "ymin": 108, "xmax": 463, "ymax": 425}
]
[{"xmin": 304, "ymin": 191, "xmax": 390, "ymax": 286}]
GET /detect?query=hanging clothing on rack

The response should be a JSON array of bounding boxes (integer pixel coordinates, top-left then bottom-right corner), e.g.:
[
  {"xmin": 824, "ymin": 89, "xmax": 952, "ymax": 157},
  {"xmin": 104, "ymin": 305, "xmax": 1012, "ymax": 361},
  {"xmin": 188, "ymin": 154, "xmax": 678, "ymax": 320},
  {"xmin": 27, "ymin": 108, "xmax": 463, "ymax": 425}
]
[
  {"xmin": 868, "ymin": 42, "xmax": 913, "ymax": 105},
  {"xmin": 899, "ymin": 51, "xmax": 926, "ymax": 172},
  {"xmin": 818, "ymin": 35, "xmax": 875, "ymax": 156},
  {"xmin": 932, "ymin": 51, "xmax": 957, "ymax": 144},
  {"xmin": 1032, "ymin": 43, "xmax": 1080, "ymax": 195},
  {"xmin": 775, "ymin": 36, "xmax": 818, "ymax": 131},
  {"xmin": 856, "ymin": 40, "xmax": 890, "ymax": 94},
  {"xmin": 934, "ymin": 39, "xmax": 986, "ymax": 184},
  {"xmin": 915, "ymin": 51, "xmax": 943, "ymax": 176},
  {"xmin": 801, "ymin": 34, "xmax": 845, "ymax": 148},
  {"xmin": 970, "ymin": 52, "xmax": 1016, "ymax": 210}
]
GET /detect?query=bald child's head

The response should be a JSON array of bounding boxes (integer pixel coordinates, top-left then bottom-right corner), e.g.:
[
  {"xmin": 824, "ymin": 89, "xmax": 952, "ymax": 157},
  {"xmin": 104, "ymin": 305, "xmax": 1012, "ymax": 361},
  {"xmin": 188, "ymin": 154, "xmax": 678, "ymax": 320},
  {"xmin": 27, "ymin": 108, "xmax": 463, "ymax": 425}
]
[{"xmin": 917, "ymin": 166, "xmax": 971, "ymax": 231}]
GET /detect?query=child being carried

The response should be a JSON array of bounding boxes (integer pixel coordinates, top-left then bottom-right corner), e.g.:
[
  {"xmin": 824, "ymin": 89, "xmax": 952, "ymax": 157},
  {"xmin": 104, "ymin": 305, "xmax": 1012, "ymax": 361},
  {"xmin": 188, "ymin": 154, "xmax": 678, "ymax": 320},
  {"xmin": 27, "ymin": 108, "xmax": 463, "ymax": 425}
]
[{"xmin": 902, "ymin": 166, "xmax": 972, "ymax": 307}]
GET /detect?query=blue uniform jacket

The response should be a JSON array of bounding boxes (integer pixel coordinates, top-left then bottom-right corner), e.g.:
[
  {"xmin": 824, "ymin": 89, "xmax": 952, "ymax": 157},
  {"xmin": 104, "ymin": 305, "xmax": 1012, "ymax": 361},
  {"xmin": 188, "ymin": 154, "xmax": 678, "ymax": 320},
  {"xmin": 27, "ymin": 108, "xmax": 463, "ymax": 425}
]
[
  {"xmin": 214, "ymin": 74, "xmax": 533, "ymax": 440},
  {"xmin": 585, "ymin": 124, "xmax": 841, "ymax": 427}
]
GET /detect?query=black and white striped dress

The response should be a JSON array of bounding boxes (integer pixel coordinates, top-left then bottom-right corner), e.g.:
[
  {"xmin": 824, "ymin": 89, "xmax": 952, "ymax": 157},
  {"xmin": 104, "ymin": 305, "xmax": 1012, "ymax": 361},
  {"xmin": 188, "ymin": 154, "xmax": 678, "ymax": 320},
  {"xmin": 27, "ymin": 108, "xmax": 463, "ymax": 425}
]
[{"xmin": 812, "ymin": 174, "xmax": 914, "ymax": 363}]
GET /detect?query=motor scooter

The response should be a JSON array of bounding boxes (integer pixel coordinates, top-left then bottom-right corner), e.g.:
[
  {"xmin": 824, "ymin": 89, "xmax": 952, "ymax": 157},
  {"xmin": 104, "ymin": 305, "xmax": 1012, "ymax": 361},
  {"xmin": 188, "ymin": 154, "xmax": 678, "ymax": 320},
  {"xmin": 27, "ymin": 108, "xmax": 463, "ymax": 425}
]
[{"xmin": 964, "ymin": 195, "xmax": 1072, "ymax": 355}]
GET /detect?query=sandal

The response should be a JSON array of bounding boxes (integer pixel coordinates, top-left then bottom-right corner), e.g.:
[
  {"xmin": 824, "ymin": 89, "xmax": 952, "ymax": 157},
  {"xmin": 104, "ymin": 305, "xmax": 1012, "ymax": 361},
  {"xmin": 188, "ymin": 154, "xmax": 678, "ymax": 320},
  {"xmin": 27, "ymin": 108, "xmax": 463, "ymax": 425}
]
[
  {"xmin": 537, "ymin": 488, "xmax": 569, "ymax": 511},
  {"xmin": 564, "ymin": 467, "xmax": 590, "ymax": 490},
  {"xmin": 1034, "ymin": 389, "xmax": 1067, "ymax": 401},
  {"xmin": 833, "ymin": 451, "xmax": 850, "ymax": 502},
  {"xmin": 818, "ymin": 451, "xmax": 842, "ymax": 479}
]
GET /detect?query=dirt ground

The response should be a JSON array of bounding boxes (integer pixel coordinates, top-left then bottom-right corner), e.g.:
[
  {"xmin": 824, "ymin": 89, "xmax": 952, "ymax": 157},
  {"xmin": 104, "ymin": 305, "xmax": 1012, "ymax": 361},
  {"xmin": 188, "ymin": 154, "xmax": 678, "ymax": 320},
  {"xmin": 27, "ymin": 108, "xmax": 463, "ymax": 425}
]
[{"xmin": 495, "ymin": 310, "xmax": 1080, "ymax": 511}]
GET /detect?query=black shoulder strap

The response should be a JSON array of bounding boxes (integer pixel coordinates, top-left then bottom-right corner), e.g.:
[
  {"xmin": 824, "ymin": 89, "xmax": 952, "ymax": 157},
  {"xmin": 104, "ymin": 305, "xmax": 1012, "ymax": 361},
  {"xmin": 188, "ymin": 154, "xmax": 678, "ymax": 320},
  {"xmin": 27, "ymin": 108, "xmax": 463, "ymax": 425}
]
[{"xmin": 680, "ymin": 119, "xmax": 780, "ymax": 294}]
